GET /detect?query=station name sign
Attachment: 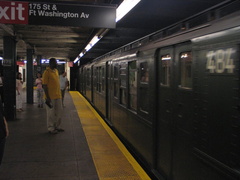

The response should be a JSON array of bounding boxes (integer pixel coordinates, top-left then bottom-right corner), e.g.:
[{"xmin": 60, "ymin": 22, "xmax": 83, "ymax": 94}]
[{"xmin": 0, "ymin": 1, "xmax": 116, "ymax": 28}]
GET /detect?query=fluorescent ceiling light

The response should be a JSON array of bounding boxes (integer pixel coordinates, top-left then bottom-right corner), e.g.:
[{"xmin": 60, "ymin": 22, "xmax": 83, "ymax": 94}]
[
  {"xmin": 85, "ymin": 36, "xmax": 100, "ymax": 51},
  {"xmin": 116, "ymin": 0, "xmax": 141, "ymax": 22},
  {"xmin": 39, "ymin": 59, "xmax": 65, "ymax": 64},
  {"xmin": 57, "ymin": 60, "xmax": 66, "ymax": 64},
  {"xmin": 79, "ymin": 53, "xmax": 84, "ymax": 57},
  {"xmin": 85, "ymin": 44, "xmax": 92, "ymax": 52},
  {"xmin": 90, "ymin": 36, "xmax": 100, "ymax": 47},
  {"xmin": 74, "ymin": 57, "xmax": 79, "ymax": 63},
  {"xmin": 74, "ymin": 53, "xmax": 84, "ymax": 63}
]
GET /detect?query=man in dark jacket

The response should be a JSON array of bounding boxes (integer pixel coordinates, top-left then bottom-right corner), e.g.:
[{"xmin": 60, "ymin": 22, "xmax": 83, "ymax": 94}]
[{"xmin": 0, "ymin": 99, "xmax": 9, "ymax": 165}]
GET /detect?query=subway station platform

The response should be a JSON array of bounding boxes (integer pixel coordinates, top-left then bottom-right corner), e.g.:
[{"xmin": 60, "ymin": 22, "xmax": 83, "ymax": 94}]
[{"xmin": 0, "ymin": 90, "xmax": 150, "ymax": 180}]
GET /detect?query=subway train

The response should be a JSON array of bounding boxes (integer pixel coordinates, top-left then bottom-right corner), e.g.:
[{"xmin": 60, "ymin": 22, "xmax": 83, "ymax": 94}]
[{"xmin": 77, "ymin": 1, "xmax": 240, "ymax": 180}]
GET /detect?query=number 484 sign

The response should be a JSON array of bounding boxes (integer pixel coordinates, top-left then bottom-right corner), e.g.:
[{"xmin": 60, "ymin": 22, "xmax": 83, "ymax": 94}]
[{"xmin": 206, "ymin": 48, "xmax": 236, "ymax": 74}]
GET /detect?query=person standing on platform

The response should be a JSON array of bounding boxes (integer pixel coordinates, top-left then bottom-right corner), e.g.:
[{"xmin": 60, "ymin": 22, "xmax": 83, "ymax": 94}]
[
  {"xmin": 0, "ymin": 99, "xmax": 9, "ymax": 166},
  {"xmin": 42, "ymin": 58, "xmax": 64, "ymax": 134},
  {"xmin": 59, "ymin": 71, "xmax": 68, "ymax": 107},
  {"xmin": 35, "ymin": 73, "xmax": 44, "ymax": 108},
  {"xmin": 16, "ymin": 72, "xmax": 23, "ymax": 112}
]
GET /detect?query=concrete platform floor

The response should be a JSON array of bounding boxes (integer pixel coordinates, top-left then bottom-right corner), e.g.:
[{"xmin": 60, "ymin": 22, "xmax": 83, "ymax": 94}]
[{"xmin": 0, "ymin": 90, "xmax": 150, "ymax": 180}]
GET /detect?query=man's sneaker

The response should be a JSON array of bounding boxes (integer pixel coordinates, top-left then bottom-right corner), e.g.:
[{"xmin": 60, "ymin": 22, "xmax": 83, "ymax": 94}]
[
  {"xmin": 56, "ymin": 128, "xmax": 64, "ymax": 132},
  {"xmin": 49, "ymin": 130, "xmax": 58, "ymax": 134}
]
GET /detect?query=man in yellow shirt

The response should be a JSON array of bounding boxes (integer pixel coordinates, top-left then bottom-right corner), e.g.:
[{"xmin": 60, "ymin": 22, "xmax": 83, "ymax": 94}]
[{"xmin": 42, "ymin": 58, "xmax": 64, "ymax": 134}]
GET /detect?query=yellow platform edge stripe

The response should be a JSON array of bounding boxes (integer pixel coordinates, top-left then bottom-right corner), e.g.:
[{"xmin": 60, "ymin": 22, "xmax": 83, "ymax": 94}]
[{"xmin": 70, "ymin": 91, "xmax": 151, "ymax": 180}]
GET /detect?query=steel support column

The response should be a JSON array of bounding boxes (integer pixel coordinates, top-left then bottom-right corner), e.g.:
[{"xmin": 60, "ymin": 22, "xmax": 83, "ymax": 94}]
[
  {"xmin": 27, "ymin": 49, "xmax": 34, "ymax": 104},
  {"xmin": 3, "ymin": 36, "xmax": 16, "ymax": 120}
]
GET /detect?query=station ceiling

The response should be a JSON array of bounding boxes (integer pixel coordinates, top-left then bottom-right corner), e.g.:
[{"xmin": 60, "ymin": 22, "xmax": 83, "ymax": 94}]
[{"xmin": 0, "ymin": 0, "xmax": 231, "ymax": 65}]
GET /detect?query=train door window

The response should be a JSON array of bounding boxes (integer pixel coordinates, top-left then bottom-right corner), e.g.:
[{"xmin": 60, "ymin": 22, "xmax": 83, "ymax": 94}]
[
  {"xmin": 129, "ymin": 60, "xmax": 137, "ymax": 110},
  {"xmin": 93, "ymin": 67, "xmax": 97, "ymax": 90},
  {"xmin": 114, "ymin": 81, "xmax": 119, "ymax": 98},
  {"xmin": 86, "ymin": 68, "xmax": 90, "ymax": 86},
  {"xmin": 113, "ymin": 63, "xmax": 119, "ymax": 98},
  {"xmin": 120, "ymin": 89, "xmax": 127, "ymax": 105},
  {"xmin": 140, "ymin": 62, "xmax": 149, "ymax": 82},
  {"xmin": 179, "ymin": 51, "xmax": 192, "ymax": 89},
  {"xmin": 139, "ymin": 62, "xmax": 149, "ymax": 114},
  {"xmin": 114, "ymin": 63, "xmax": 119, "ymax": 78},
  {"xmin": 102, "ymin": 67, "xmax": 105, "ymax": 92},
  {"xmin": 161, "ymin": 54, "xmax": 171, "ymax": 86},
  {"xmin": 120, "ymin": 62, "xmax": 127, "ymax": 106},
  {"xmin": 96, "ymin": 67, "xmax": 101, "ymax": 92}
]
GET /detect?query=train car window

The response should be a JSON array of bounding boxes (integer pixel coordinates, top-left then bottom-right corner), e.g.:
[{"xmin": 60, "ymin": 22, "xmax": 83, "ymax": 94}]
[
  {"xmin": 114, "ymin": 82, "xmax": 119, "ymax": 98},
  {"xmin": 120, "ymin": 78, "xmax": 127, "ymax": 88},
  {"xmin": 99, "ymin": 67, "xmax": 102, "ymax": 93},
  {"xmin": 86, "ymin": 69, "xmax": 90, "ymax": 86},
  {"xmin": 139, "ymin": 62, "xmax": 149, "ymax": 114},
  {"xmin": 102, "ymin": 67, "xmax": 105, "ymax": 92},
  {"xmin": 120, "ymin": 88, "xmax": 127, "ymax": 105},
  {"xmin": 140, "ymin": 62, "xmax": 149, "ymax": 82},
  {"xmin": 179, "ymin": 52, "xmax": 192, "ymax": 89},
  {"xmin": 114, "ymin": 63, "xmax": 119, "ymax": 78},
  {"xmin": 120, "ymin": 62, "xmax": 127, "ymax": 106},
  {"xmin": 93, "ymin": 68, "xmax": 97, "ymax": 90},
  {"xmin": 161, "ymin": 54, "xmax": 171, "ymax": 86},
  {"xmin": 139, "ymin": 87, "xmax": 149, "ymax": 114},
  {"xmin": 96, "ymin": 67, "xmax": 101, "ymax": 92},
  {"xmin": 129, "ymin": 61, "xmax": 137, "ymax": 110},
  {"xmin": 120, "ymin": 62, "xmax": 127, "ymax": 75},
  {"xmin": 113, "ymin": 63, "xmax": 119, "ymax": 98},
  {"xmin": 120, "ymin": 62, "xmax": 127, "ymax": 87}
]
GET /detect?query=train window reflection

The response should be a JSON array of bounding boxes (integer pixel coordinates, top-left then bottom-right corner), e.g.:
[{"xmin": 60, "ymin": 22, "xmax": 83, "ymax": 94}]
[
  {"xmin": 113, "ymin": 63, "xmax": 119, "ymax": 98},
  {"xmin": 120, "ymin": 62, "xmax": 127, "ymax": 75},
  {"xmin": 120, "ymin": 88, "xmax": 127, "ymax": 105},
  {"xmin": 120, "ymin": 77, "xmax": 127, "ymax": 87},
  {"xmin": 86, "ymin": 69, "xmax": 90, "ymax": 86},
  {"xmin": 119, "ymin": 62, "xmax": 127, "ymax": 105},
  {"xmin": 161, "ymin": 54, "xmax": 171, "ymax": 86},
  {"xmin": 96, "ymin": 67, "xmax": 101, "ymax": 92},
  {"xmin": 139, "ymin": 61, "xmax": 149, "ymax": 115},
  {"xmin": 114, "ymin": 82, "xmax": 119, "ymax": 98},
  {"xmin": 180, "ymin": 52, "xmax": 192, "ymax": 89},
  {"xmin": 140, "ymin": 62, "xmax": 149, "ymax": 82},
  {"xmin": 120, "ymin": 62, "xmax": 127, "ymax": 88},
  {"xmin": 129, "ymin": 61, "xmax": 137, "ymax": 110},
  {"xmin": 114, "ymin": 63, "xmax": 119, "ymax": 78},
  {"xmin": 102, "ymin": 67, "xmax": 105, "ymax": 92},
  {"xmin": 93, "ymin": 69, "xmax": 97, "ymax": 90},
  {"xmin": 139, "ymin": 88, "xmax": 149, "ymax": 113}
]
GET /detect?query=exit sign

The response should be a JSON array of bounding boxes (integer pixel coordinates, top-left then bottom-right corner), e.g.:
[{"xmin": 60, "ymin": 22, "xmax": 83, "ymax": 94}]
[{"xmin": 0, "ymin": 1, "xmax": 28, "ymax": 24}]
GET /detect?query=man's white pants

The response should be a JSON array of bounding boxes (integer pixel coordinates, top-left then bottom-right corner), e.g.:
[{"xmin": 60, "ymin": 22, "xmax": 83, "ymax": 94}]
[
  {"xmin": 16, "ymin": 92, "xmax": 23, "ymax": 109},
  {"xmin": 46, "ymin": 99, "xmax": 62, "ymax": 131}
]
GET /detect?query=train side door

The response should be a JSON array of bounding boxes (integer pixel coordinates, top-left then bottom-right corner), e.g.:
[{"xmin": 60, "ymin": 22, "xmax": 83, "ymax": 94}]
[
  {"xmin": 157, "ymin": 43, "xmax": 194, "ymax": 179},
  {"xmin": 172, "ymin": 43, "xmax": 194, "ymax": 179},
  {"xmin": 157, "ymin": 46, "xmax": 174, "ymax": 178}
]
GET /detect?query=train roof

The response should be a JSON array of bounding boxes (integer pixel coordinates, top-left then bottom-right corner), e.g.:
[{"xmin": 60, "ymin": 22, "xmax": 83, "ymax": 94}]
[{"xmin": 86, "ymin": 2, "xmax": 240, "ymax": 65}]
